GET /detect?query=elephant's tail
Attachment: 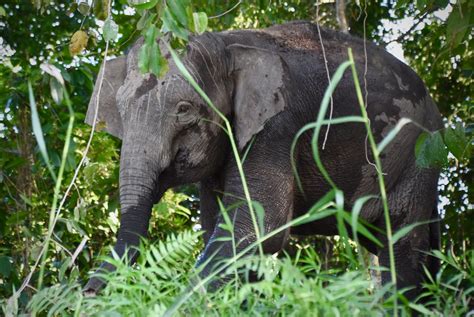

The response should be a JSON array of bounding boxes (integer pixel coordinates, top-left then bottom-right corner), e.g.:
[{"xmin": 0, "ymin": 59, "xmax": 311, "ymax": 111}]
[{"xmin": 427, "ymin": 206, "xmax": 441, "ymax": 279}]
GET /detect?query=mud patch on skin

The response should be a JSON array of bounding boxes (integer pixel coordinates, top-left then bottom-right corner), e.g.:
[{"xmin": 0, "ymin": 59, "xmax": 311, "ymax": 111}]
[
  {"xmin": 394, "ymin": 73, "xmax": 409, "ymax": 92},
  {"xmin": 258, "ymin": 28, "xmax": 321, "ymax": 51},
  {"xmin": 135, "ymin": 75, "xmax": 157, "ymax": 99},
  {"xmin": 384, "ymin": 82, "xmax": 396, "ymax": 90}
]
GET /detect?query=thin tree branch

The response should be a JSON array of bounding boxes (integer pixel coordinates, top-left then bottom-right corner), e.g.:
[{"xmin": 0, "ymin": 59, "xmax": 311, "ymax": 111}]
[{"xmin": 385, "ymin": 11, "xmax": 430, "ymax": 45}]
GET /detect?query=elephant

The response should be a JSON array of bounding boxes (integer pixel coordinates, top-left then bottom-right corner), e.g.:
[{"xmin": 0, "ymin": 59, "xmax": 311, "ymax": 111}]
[{"xmin": 83, "ymin": 21, "xmax": 442, "ymax": 300}]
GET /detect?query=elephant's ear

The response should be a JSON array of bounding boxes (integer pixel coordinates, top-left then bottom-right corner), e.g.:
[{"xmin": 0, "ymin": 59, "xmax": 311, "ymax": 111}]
[
  {"xmin": 226, "ymin": 44, "xmax": 288, "ymax": 150},
  {"xmin": 85, "ymin": 56, "xmax": 126, "ymax": 139}
]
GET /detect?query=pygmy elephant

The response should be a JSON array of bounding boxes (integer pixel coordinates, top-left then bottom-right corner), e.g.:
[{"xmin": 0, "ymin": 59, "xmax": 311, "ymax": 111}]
[{"xmin": 84, "ymin": 21, "xmax": 442, "ymax": 299}]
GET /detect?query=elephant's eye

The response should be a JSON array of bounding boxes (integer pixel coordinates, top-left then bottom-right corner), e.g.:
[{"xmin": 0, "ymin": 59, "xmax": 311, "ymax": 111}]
[
  {"xmin": 175, "ymin": 101, "xmax": 196, "ymax": 126},
  {"xmin": 176, "ymin": 101, "xmax": 192, "ymax": 114}
]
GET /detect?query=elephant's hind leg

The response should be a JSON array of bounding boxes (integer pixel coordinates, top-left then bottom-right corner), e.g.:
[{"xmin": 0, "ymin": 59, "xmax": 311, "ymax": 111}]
[{"xmin": 377, "ymin": 163, "xmax": 440, "ymax": 300}]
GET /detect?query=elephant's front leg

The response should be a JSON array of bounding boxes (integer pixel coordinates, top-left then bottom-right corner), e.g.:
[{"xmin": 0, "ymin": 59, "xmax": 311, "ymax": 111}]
[
  {"xmin": 195, "ymin": 155, "xmax": 294, "ymax": 286},
  {"xmin": 200, "ymin": 175, "xmax": 225, "ymax": 245}
]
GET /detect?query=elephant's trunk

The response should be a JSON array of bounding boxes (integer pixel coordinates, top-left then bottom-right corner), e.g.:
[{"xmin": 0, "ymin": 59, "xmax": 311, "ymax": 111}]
[{"xmin": 84, "ymin": 141, "xmax": 168, "ymax": 294}]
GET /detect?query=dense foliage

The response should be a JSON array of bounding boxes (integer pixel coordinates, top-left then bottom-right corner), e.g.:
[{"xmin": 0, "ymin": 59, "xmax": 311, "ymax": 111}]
[{"xmin": 0, "ymin": 0, "xmax": 472, "ymax": 315}]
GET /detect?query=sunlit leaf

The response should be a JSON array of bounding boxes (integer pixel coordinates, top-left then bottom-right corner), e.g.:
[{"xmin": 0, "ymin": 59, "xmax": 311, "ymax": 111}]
[
  {"xmin": 77, "ymin": 1, "xmax": 90, "ymax": 16},
  {"xmin": 130, "ymin": 0, "xmax": 158, "ymax": 10},
  {"xmin": 69, "ymin": 30, "xmax": 88, "ymax": 56},
  {"xmin": 40, "ymin": 63, "xmax": 65, "ymax": 86},
  {"xmin": 192, "ymin": 12, "xmax": 208, "ymax": 34},
  {"xmin": 103, "ymin": 18, "xmax": 118, "ymax": 42},
  {"xmin": 252, "ymin": 201, "xmax": 265, "ymax": 236},
  {"xmin": 49, "ymin": 77, "xmax": 64, "ymax": 105}
]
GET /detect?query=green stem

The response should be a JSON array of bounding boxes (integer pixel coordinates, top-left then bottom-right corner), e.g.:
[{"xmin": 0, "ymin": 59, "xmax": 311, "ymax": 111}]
[
  {"xmin": 348, "ymin": 48, "xmax": 397, "ymax": 313},
  {"xmin": 37, "ymin": 91, "xmax": 75, "ymax": 289}
]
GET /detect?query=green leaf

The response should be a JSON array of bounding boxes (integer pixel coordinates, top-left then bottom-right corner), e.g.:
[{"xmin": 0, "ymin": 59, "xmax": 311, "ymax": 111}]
[
  {"xmin": 130, "ymin": 0, "xmax": 159, "ymax": 10},
  {"xmin": 192, "ymin": 12, "xmax": 208, "ymax": 34},
  {"xmin": 149, "ymin": 41, "xmax": 169, "ymax": 77},
  {"xmin": 444, "ymin": 124, "xmax": 471, "ymax": 161},
  {"xmin": 392, "ymin": 219, "xmax": 436, "ymax": 244},
  {"xmin": 415, "ymin": 131, "xmax": 448, "ymax": 168},
  {"xmin": 349, "ymin": 195, "xmax": 383, "ymax": 247},
  {"xmin": 416, "ymin": 0, "xmax": 428, "ymax": 11},
  {"xmin": 77, "ymin": 1, "xmax": 90, "ymax": 16},
  {"xmin": 168, "ymin": 0, "xmax": 190, "ymax": 27},
  {"xmin": 0, "ymin": 6, "xmax": 6, "ymax": 17},
  {"xmin": 252, "ymin": 201, "xmax": 265, "ymax": 236},
  {"xmin": 138, "ymin": 43, "xmax": 150, "ymax": 74},
  {"xmin": 103, "ymin": 18, "xmax": 119, "ymax": 42},
  {"xmin": 40, "ymin": 63, "xmax": 65, "ymax": 86},
  {"xmin": 0, "ymin": 256, "xmax": 12, "ymax": 277},
  {"xmin": 93, "ymin": 0, "xmax": 109, "ymax": 20},
  {"xmin": 137, "ymin": 11, "xmax": 157, "ymax": 31},
  {"xmin": 161, "ymin": 7, "xmax": 188, "ymax": 41},
  {"xmin": 294, "ymin": 189, "xmax": 337, "ymax": 226},
  {"xmin": 138, "ymin": 25, "xmax": 169, "ymax": 77},
  {"xmin": 377, "ymin": 118, "xmax": 412, "ymax": 153},
  {"xmin": 144, "ymin": 24, "xmax": 158, "ymax": 46},
  {"xmin": 49, "ymin": 77, "xmax": 64, "ymax": 105},
  {"xmin": 446, "ymin": 2, "xmax": 471, "ymax": 48},
  {"xmin": 408, "ymin": 303, "xmax": 435, "ymax": 316}
]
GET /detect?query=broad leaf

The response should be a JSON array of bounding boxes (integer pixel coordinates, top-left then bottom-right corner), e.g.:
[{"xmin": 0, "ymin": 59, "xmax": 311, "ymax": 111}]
[
  {"xmin": 192, "ymin": 12, "xmax": 208, "ymax": 34},
  {"xmin": 446, "ymin": 2, "xmax": 471, "ymax": 48},
  {"xmin": 40, "ymin": 63, "xmax": 65, "ymax": 86},
  {"xmin": 130, "ymin": 0, "xmax": 159, "ymax": 10},
  {"xmin": 168, "ymin": 0, "xmax": 190, "ymax": 27},
  {"xmin": 444, "ymin": 123, "xmax": 471, "ymax": 161},
  {"xmin": 69, "ymin": 30, "xmax": 88, "ymax": 56},
  {"xmin": 77, "ymin": 1, "xmax": 90, "ymax": 16},
  {"xmin": 93, "ymin": 0, "xmax": 109, "ymax": 20},
  {"xmin": 49, "ymin": 77, "xmax": 64, "ymax": 105},
  {"xmin": 137, "ymin": 11, "xmax": 157, "ymax": 31},
  {"xmin": 415, "ymin": 131, "xmax": 448, "ymax": 168},
  {"xmin": 103, "ymin": 18, "xmax": 118, "ymax": 42},
  {"xmin": 138, "ymin": 25, "xmax": 168, "ymax": 77},
  {"xmin": 161, "ymin": 7, "xmax": 188, "ymax": 41}
]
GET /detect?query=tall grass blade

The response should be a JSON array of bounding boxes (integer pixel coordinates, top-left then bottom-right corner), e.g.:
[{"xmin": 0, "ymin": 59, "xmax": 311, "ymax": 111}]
[
  {"xmin": 392, "ymin": 219, "xmax": 438, "ymax": 245},
  {"xmin": 28, "ymin": 80, "xmax": 57, "ymax": 182}
]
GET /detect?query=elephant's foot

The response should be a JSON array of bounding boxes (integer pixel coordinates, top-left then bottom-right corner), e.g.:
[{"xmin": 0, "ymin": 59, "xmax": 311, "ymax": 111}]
[{"xmin": 83, "ymin": 275, "xmax": 106, "ymax": 297}]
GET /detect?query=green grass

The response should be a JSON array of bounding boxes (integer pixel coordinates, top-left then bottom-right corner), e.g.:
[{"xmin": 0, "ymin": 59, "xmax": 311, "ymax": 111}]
[{"xmin": 19, "ymin": 232, "xmax": 473, "ymax": 316}]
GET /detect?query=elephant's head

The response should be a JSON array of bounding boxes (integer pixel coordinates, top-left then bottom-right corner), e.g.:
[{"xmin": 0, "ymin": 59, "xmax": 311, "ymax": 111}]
[{"xmin": 84, "ymin": 32, "xmax": 288, "ymax": 292}]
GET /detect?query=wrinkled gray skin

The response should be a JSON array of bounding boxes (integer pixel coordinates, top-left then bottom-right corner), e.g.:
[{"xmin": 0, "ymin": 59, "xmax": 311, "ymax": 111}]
[{"xmin": 84, "ymin": 22, "xmax": 442, "ymax": 300}]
